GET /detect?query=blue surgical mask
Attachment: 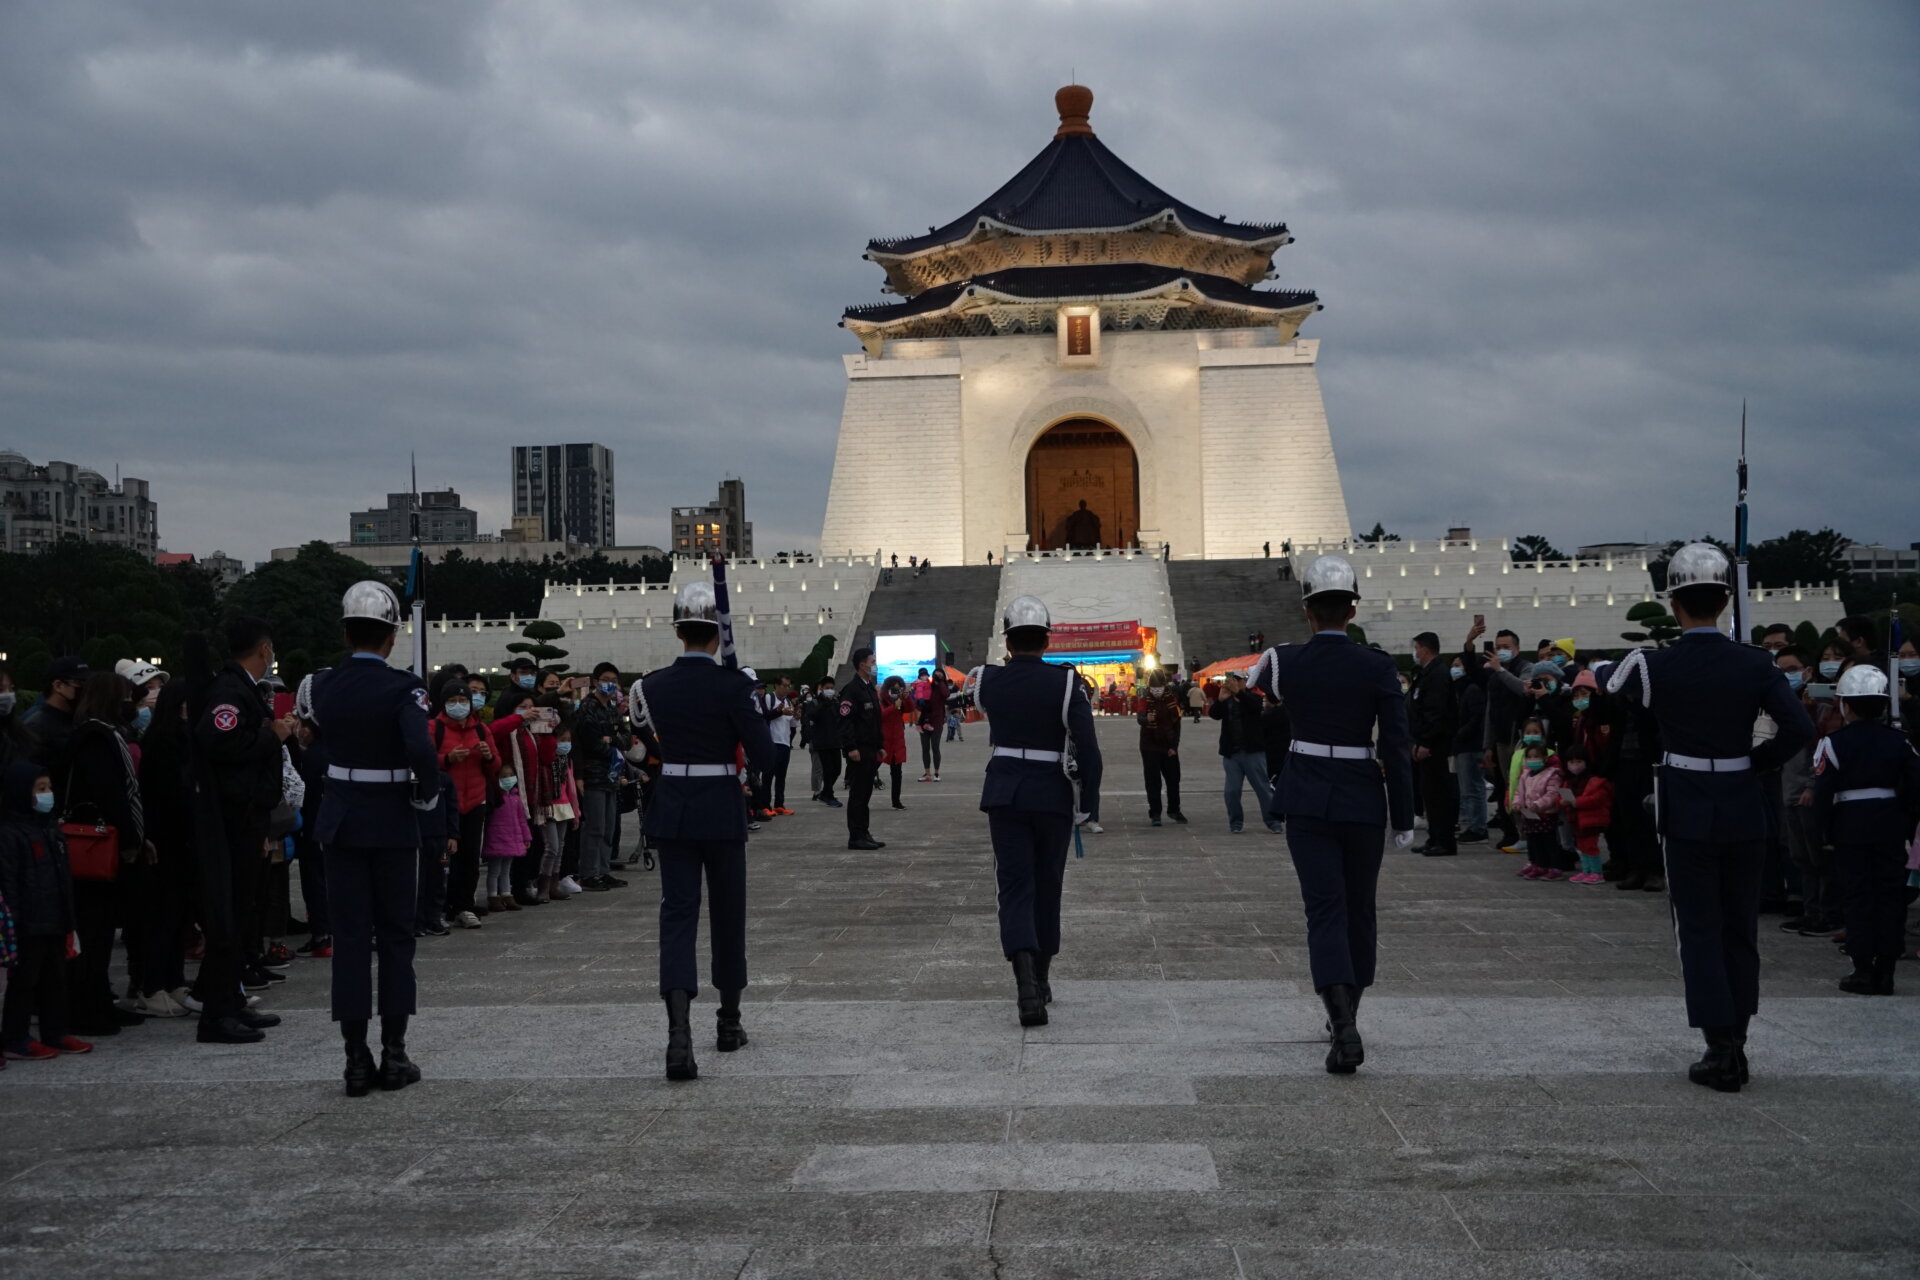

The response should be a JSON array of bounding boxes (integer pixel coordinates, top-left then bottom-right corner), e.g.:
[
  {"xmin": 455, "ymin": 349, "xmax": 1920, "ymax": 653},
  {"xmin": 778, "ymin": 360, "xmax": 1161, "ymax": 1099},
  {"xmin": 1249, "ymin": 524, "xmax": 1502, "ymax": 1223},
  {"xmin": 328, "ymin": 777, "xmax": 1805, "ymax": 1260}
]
[
  {"xmin": 445, "ymin": 702, "xmax": 471, "ymax": 721},
  {"xmin": 1900, "ymin": 659, "xmax": 1920, "ymax": 678},
  {"xmin": 0, "ymin": 691, "xmax": 15, "ymax": 717},
  {"xmin": 1785, "ymin": 671, "xmax": 1805, "ymax": 691},
  {"xmin": 1525, "ymin": 759, "xmax": 1545, "ymax": 772},
  {"xmin": 1449, "ymin": 667, "xmax": 1464, "ymax": 681},
  {"xmin": 1551, "ymin": 653, "xmax": 1569, "ymax": 668},
  {"xmin": 34, "ymin": 791, "xmax": 56, "ymax": 814},
  {"xmin": 1818, "ymin": 661, "xmax": 1841, "ymax": 680},
  {"xmin": 469, "ymin": 690, "xmax": 487, "ymax": 708},
  {"xmin": 1522, "ymin": 733, "xmax": 1544, "ymax": 746},
  {"xmin": 1495, "ymin": 649, "xmax": 1513, "ymax": 663},
  {"xmin": 499, "ymin": 776, "xmax": 518, "ymax": 792},
  {"xmin": 599, "ymin": 681, "xmax": 620, "ymax": 697},
  {"xmin": 556, "ymin": 741, "xmax": 573, "ymax": 756},
  {"xmin": 1571, "ymin": 697, "xmax": 1590, "ymax": 712},
  {"xmin": 515, "ymin": 674, "xmax": 535, "ymax": 689},
  {"xmin": 131, "ymin": 706, "xmax": 153, "ymax": 734}
]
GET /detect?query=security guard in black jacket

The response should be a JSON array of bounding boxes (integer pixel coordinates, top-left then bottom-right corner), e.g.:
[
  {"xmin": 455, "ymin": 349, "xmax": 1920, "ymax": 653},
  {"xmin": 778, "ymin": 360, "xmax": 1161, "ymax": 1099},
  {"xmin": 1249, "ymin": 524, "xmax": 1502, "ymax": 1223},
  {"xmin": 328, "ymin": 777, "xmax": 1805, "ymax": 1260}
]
[
  {"xmin": 976, "ymin": 596, "xmax": 1103, "ymax": 1027},
  {"xmin": 1813, "ymin": 664, "xmax": 1920, "ymax": 996},
  {"xmin": 839, "ymin": 648, "xmax": 886, "ymax": 850},
  {"xmin": 191, "ymin": 615, "xmax": 295, "ymax": 1045},
  {"xmin": 310, "ymin": 581, "xmax": 440, "ymax": 1096},
  {"xmin": 631, "ymin": 581, "xmax": 775, "ymax": 1081},
  {"xmin": 1606, "ymin": 543, "xmax": 1813, "ymax": 1091},
  {"xmin": 1249, "ymin": 555, "xmax": 1415, "ymax": 1073}
]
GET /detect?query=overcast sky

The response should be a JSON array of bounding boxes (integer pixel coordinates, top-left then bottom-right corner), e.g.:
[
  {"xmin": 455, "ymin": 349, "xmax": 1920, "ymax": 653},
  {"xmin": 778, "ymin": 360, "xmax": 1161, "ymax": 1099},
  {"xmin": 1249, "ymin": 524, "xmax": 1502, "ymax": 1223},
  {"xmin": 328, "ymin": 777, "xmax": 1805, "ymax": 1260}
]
[{"xmin": 4, "ymin": 1, "xmax": 1916, "ymax": 565}]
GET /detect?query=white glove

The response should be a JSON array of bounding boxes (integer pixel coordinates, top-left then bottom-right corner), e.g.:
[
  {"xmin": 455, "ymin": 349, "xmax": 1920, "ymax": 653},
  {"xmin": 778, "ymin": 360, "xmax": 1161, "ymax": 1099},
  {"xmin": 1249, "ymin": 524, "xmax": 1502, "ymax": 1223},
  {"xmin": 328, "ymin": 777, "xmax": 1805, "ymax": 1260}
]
[{"xmin": 1392, "ymin": 830, "xmax": 1416, "ymax": 849}]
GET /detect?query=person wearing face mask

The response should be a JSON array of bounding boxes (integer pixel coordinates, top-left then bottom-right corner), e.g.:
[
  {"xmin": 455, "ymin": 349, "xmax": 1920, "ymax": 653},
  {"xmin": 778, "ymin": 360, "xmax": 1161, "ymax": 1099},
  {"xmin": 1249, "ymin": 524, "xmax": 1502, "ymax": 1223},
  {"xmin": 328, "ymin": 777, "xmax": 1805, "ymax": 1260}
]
[
  {"xmin": 1896, "ymin": 639, "xmax": 1920, "ymax": 750},
  {"xmin": 480, "ymin": 763, "xmax": 533, "ymax": 912},
  {"xmin": 0, "ymin": 662, "xmax": 40, "ymax": 774},
  {"xmin": 533, "ymin": 721, "xmax": 579, "ymax": 903},
  {"xmin": 1135, "ymin": 669, "xmax": 1186, "ymax": 827},
  {"xmin": 0, "ymin": 762, "xmax": 88, "ymax": 1060},
  {"xmin": 1773, "ymin": 648, "xmax": 1836, "ymax": 937},
  {"xmin": 23, "ymin": 656, "xmax": 89, "ymax": 778},
  {"xmin": 1561, "ymin": 746, "xmax": 1615, "ymax": 884},
  {"xmin": 61, "ymin": 672, "xmax": 154, "ymax": 1034},
  {"xmin": 1405, "ymin": 632, "xmax": 1459, "ymax": 857},
  {"xmin": 1469, "ymin": 625, "xmax": 1535, "ymax": 852},
  {"xmin": 1450, "ymin": 655, "xmax": 1488, "ymax": 843},
  {"xmin": 432, "ymin": 683, "xmax": 498, "ymax": 929},
  {"xmin": 190, "ymin": 616, "xmax": 297, "ymax": 1046},
  {"xmin": 574, "ymin": 663, "xmax": 633, "ymax": 890},
  {"xmin": 505, "ymin": 658, "xmax": 539, "ymax": 694}
]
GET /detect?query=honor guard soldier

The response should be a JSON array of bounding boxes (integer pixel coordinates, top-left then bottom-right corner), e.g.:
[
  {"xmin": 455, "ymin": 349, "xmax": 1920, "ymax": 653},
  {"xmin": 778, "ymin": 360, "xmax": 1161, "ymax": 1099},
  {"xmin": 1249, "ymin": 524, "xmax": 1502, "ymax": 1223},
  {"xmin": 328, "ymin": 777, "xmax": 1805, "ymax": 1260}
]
[
  {"xmin": 1248, "ymin": 555, "xmax": 1415, "ymax": 1074},
  {"xmin": 191, "ymin": 616, "xmax": 298, "ymax": 1044},
  {"xmin": 840, "ymin": 647, "xmax": 886, "ymax": 850},
  {"xmin": 975, "ymin": 596, "xmax": 1103, "ymax": 1027},
  {"xmin": 1813, "ymin": 665, "xmax": 1920, "ymax": 996},
  {"xmin": 631, "ymin": 581, "xmax": 774, "ymax": 1081},
  {"xmin": 309, "ymin": 581, "xmax": 441, "ymax": 1097},
  {"xmin": 1605, "ymin": 542, "xmax": 1813, "ymax": 1091}
]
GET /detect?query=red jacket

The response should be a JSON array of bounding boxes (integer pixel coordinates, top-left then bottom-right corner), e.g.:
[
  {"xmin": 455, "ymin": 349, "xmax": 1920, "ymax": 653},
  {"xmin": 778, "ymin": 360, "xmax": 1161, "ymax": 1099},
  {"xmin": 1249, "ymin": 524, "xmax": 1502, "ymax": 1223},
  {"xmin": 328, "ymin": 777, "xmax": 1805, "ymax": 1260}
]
[
  {"xmin": 1570, "ymin": 774, "xmax": 1614, "ymax": 834},
  {"xmin": 880, "ymin": 697, "xmax": 910, "ymax": 762},
  {"xmin": 433, "ymin": 714, "xmax": 497, "ymax": 814},
  {"xmin": 489, "ymin": 712, "xmax": 552, "ymax": 814}
]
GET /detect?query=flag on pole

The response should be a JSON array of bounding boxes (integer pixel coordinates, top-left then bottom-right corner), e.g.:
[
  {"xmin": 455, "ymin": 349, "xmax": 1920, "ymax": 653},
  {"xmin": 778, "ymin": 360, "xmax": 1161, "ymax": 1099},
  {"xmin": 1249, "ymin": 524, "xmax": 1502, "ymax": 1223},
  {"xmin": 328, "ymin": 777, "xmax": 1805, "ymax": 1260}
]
[{"xmin": 709, "ymin": 553, "xmax": 738, "ymax": 670}]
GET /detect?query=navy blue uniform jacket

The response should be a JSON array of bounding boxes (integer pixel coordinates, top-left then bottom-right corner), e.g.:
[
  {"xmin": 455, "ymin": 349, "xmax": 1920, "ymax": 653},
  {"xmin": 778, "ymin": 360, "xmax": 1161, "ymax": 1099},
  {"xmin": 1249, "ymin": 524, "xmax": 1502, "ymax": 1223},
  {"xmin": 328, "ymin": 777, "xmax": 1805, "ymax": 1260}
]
[
  {"xmin": 976, "ymin": 656, "xmax": 1103, "ymax": 817},
  {"xmin": 1250, "ymin": 634, "xmax": 1416, "ymax": 830},
  {"xmin": 311, "ymin": 654, "xmax": 439, "ymax": 850},
  {"xmin": 638, "ymin": 654, "xmax": 774, "ymax": 843},
  {"xmin": 1813, "ymin": 719, "xmax": 1920, "ymax": 845},
  {"xmin": 1607, "ymin": 632, "xmax": 1814, "ymax": 843}
]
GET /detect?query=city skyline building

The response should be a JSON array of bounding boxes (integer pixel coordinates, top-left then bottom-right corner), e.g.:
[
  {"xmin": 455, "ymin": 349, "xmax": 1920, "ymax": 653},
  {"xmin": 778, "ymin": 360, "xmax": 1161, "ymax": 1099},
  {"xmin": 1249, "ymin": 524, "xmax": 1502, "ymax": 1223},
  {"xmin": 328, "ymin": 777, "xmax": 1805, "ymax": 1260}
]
[
  {"xmin": 512, "ymin": 443, "xmax": 616, "ymax": 547},
  {"xmin": 0, "ymin": 449, "xmax": 158, "ymax": 558},
  {"xmin": 671, "ymin": 478, "xmax": 753, "ymax": 558},
  {"xmin": 349, "ymin": 488, "xmax": 479, "ymax": 545}
]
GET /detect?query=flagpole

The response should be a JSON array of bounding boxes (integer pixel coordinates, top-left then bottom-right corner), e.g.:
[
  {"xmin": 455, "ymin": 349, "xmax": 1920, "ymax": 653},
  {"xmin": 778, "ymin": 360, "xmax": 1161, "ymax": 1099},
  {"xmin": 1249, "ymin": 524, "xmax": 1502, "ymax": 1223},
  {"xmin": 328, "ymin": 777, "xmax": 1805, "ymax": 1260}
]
[
  {"xmin": 1730, "ymin": 401, "xmax": 1751, "ymax": 642},
  {"xmin": 709, "ymin": 553, "xmax": 738, "ymax": 670}
]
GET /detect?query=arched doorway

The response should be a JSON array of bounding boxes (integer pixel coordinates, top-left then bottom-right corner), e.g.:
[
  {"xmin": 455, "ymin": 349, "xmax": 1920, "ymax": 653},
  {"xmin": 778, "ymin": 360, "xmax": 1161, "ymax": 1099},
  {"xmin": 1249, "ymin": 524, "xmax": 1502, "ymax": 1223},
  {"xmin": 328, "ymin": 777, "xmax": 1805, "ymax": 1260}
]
[{"xmin": 1025, "ymin": 418, "xmax": 1140, "ymax": 551}]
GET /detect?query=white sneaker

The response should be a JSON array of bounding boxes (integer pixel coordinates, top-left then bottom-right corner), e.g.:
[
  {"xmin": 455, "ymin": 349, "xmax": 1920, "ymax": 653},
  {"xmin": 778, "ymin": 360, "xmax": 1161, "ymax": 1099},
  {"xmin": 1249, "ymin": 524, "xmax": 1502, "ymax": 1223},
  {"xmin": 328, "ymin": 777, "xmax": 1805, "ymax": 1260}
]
[
  {"xmin": 558, "ymin": 877, "xmax": 584, "ymax": 895},
  {"xmin": 174, "ymin": 988, "xmax": 203, "ymax": 1013},
  {"xmin": 245, "ymin": 993, "xmax": 262, "ymax": 1008},
  {"xmin": 1084, "ymin": 821, "xmax": 1105, "ymax": 834},
  {"xmin": 455, "ymin": 911, "xmax": 483, "ymax": 929},
  {"xmin": 135, "ymin": 990, "xmax": 188, "ymax": 1019}
]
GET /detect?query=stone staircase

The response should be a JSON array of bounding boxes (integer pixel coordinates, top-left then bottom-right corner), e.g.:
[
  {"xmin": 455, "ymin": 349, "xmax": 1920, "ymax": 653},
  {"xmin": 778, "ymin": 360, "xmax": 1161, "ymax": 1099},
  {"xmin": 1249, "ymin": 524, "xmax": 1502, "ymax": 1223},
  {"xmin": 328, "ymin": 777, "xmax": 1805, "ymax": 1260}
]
[
  {"xmin": 837, "ymin": 564, "xmax": 1004, "ymax": 682},
  {"xmin": 989, "ymin": 552, "xmax": 1186, "ymax": 671},
  {"xmin": 1165, "ymin": 558, "xmax": 1310, "ymax": 670}
]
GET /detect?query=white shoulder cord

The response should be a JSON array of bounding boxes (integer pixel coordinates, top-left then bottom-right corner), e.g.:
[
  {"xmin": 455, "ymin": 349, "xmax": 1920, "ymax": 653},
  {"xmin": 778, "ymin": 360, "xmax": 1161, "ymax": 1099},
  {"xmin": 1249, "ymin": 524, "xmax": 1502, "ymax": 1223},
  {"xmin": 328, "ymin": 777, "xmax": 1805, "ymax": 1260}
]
[
  {"xmin": 628, "ymin": 676, "xmax": 655, "ymax": 736},
  {"xmin": 1605, "ymin": 648, "xmax": 1653, "ymax": 708}
]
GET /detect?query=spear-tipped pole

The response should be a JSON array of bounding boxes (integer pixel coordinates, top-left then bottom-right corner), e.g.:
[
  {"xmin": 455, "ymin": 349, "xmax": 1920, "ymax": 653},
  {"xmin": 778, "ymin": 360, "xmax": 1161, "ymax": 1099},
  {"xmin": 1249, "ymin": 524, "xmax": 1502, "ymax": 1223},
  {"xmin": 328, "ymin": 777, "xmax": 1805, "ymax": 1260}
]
[
  {"xmin": 1730, "ymin": 402, "xmax": 1751, "ymax": 642},
  {"xmin": 709, "ymin": 553, "xmax": 738, "ymax": 669},
  {"xmin": 407, "ymin": 451, "xmax": 426, "ymax": 673}
]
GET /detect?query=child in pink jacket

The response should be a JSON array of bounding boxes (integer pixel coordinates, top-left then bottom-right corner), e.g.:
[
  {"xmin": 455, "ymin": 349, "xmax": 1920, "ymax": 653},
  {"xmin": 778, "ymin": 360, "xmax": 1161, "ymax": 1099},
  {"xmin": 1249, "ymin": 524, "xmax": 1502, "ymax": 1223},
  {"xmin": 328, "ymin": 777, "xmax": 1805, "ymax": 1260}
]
[
  {"xmin": 480, "ymin": 763, "xmax": 533, "ymax": 914},
  {"xmin": 1513, "ymin": 743, "xmax": 1567, "ymax": 881}
]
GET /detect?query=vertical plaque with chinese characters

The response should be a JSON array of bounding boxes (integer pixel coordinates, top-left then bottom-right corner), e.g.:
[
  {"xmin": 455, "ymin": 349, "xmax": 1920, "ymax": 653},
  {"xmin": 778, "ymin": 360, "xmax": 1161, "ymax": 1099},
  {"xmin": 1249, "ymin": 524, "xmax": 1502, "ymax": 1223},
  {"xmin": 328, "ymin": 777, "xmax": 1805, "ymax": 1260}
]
[{"xmin": 1065, "ymin": 313, "xmax": 1092, "ymax": 357}]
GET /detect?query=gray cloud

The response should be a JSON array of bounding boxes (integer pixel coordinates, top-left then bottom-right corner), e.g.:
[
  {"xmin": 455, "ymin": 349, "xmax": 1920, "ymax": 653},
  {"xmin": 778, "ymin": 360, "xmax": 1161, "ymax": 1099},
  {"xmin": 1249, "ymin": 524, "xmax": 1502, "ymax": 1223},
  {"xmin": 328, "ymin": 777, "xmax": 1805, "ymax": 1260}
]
[{"xmin": 3, "ymin": 0, "xmax": 1915, "ymax": 564}]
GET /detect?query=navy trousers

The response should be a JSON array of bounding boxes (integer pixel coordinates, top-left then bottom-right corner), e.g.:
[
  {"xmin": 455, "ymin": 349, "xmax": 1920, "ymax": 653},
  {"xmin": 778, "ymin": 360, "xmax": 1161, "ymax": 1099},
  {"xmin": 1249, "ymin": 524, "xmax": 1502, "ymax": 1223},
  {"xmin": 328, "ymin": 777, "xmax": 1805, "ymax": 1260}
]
[
  {"xmin": 1662, "ymin": 836, "xmax": 1763, "ymax": 1028},
  {"xmin": 657, "ymin": 838, "xmax": 747, "ymax": 996},
  {"xmin": 1834, "ymin": 839, "xmax": 1908, "ymax": 967},
  {"xmin": 325, "ymin": 845, "xmax": 418, "ymax": 1022},
  {"xmin": 1285, "ymin": 817, "xmax": 1385, "ymax": 991},
  {"xmin": 987, "ymin": 809, "xmax": 1072, "ymax": 959}
]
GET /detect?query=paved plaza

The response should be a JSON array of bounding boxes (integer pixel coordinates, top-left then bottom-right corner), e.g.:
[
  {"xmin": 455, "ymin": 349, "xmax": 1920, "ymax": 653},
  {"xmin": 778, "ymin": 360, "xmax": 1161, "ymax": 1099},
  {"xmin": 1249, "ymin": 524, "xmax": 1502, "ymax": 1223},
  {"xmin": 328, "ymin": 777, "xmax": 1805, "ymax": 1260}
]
[{"xmin": 2, "ymin": 717, "xmax": 1916, "ymax": 1279}]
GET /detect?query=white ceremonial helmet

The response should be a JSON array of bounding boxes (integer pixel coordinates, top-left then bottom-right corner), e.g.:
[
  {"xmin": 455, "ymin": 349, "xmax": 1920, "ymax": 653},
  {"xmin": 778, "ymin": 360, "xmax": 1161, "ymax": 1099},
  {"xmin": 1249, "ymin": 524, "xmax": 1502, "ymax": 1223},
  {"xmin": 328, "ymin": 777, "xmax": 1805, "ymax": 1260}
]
[
  {"xmin": 673, "ymin": 580, "xmax": 720, "ymax": 628},
  {"xmin": 741, "ymin": 666, "xmax": 760, "ymax": 684},
  {"xmin": 1002, "ymin": 595, "xmax": 1052, "ymax": 633},
  {"xmin": 1665, "ymin": 542, "xmax": 1733, "ymax": 593},
  {"xmin": 1301, "ymin": 554, "xmax": 1360, "ymax": 602},
  {"xmin": 1836, "ymin": 665, "xmax": 1890, "ymax": 699},
  {"xmin": 343, "ymin": 580, "xmax": 402, "ymax": 626}
]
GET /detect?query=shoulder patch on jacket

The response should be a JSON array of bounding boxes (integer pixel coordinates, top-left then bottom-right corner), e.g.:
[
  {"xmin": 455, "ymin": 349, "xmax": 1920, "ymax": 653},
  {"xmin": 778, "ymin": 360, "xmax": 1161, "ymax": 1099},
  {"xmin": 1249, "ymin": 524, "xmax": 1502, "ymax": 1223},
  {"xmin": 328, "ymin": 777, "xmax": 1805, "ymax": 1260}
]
[
  {"xmin": 412, "ymin": 687, "xmax": 430, "ymax": 713},
  {"xmin": 211, "ymin": 704, "xmax": 240, "ymax": 732},
  {"xmin": 840, "ymin": 700, "xmax": 853, "ymax": 716}
]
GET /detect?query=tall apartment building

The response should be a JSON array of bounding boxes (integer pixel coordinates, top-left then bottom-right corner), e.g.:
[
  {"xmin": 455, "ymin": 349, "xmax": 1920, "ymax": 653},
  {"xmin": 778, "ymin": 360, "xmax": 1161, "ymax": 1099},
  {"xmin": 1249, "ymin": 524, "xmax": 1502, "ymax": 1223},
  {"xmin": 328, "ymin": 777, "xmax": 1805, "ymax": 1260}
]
[
  {"xmin": 670, "ymin": 478, "xmax": 753, "ymax": 558},
  {"xmin": 0, "ymin": 450, "xmax": 159, "ymax": 558},
  {"xmin": 511, "ymin": 444, "xmax": 615, "ymax": 547},
  {"xmin": 1842, "ymin": 542, "xmax": 1920, "ymax": 581},
  {"xmin": 349, "ymin": 489, "xmax": 479, "ymax": 544}
]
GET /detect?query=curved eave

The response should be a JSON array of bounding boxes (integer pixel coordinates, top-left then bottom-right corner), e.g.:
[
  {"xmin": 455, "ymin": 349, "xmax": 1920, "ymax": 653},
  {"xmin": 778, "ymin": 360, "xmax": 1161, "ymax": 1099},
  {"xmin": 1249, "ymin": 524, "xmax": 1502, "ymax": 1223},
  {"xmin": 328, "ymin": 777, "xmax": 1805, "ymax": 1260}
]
[{"xmin": 868, "ymin": 211, "xmax": 1290, "ymax": 265}]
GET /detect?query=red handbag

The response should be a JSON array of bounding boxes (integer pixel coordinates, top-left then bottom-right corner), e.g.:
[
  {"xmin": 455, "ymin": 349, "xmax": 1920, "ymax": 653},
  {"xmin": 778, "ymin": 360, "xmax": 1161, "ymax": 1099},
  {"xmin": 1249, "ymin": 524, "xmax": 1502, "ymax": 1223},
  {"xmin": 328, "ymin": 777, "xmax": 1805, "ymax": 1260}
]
[{"xmin": 59, "ymin": 813, "xmax": 121, "ymax": 882}]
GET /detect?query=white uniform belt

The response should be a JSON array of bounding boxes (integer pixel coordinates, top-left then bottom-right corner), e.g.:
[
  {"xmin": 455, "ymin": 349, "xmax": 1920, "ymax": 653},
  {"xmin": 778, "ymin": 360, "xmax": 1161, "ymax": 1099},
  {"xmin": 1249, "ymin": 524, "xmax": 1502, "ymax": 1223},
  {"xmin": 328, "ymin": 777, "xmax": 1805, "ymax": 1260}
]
[
  {"xmin": 659, "ymin": 763, "xmax": 739, "ymax": 778},
  {"xmin": 1836, "ymin": 787, "xmax": 1897, "ymax": 802},
  {"xmin": 326, "ymin": 766, "xmax": 411, "ymax": 783},
  {"xmin": 1290, "ymin": 740, "xmax": 1375, "ymax": 761},
  {"xmin": 1662, "ymin": 753, "xmax": 1751, "ymax": 773},
  {"xmin": 994, "ymin": 747, "xmax": 1062, "ymax": 762}
]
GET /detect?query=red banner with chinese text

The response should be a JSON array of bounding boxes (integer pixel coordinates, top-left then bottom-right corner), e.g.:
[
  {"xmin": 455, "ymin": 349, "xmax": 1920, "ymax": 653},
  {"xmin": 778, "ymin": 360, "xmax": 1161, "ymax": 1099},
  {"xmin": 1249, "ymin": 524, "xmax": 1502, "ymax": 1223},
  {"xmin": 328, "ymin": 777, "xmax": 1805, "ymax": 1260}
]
[{"xmin": 1048, "ymin": 620, "xmax": 1143, "ymax": 652}]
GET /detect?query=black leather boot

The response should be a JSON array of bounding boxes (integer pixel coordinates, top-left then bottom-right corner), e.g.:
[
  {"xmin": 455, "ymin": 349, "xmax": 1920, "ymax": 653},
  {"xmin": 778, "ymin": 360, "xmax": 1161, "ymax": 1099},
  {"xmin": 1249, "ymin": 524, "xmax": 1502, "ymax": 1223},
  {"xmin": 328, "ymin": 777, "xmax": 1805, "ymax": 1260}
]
[
  {"xmin": 1839, "ymin": 965, "xmax": 1879, "ymax": 995},
  {"xmin": 378, "ymin": 1015, "xmax": 422, "ymax": 1091},
  {"xmin": 1874, "ymin": 957, "xmax": 1898, "ymax": 996},
  {"xmin": 1320, "ymin": 984, "xmax": 1363, "ymax": 1074},
  {"xmin": 1687, "ymin": 1027, "xmax": 1742, "ymax": 1092},
  {"xmin": 1034, "ymin": 954, "xmax": 1053, "ymax": 1005},
  {"xmin": 1012, "ymin": 951, "xmax": 1047, "ymax": 1027},
  {"xmin": 1323, "ymin": 989, "xmax": 1363, "ymax": 1040},
  {"xmin": 716, "ymin": 989, "xmax": 748, "ymax": 1052},
  {"xmin": 665, "ymin": 990, "xmax": 698, "ymax": 1081},
  {"xmin": 341, "ymin": 1020, "xmax": 376, "ymax": 1098}
]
